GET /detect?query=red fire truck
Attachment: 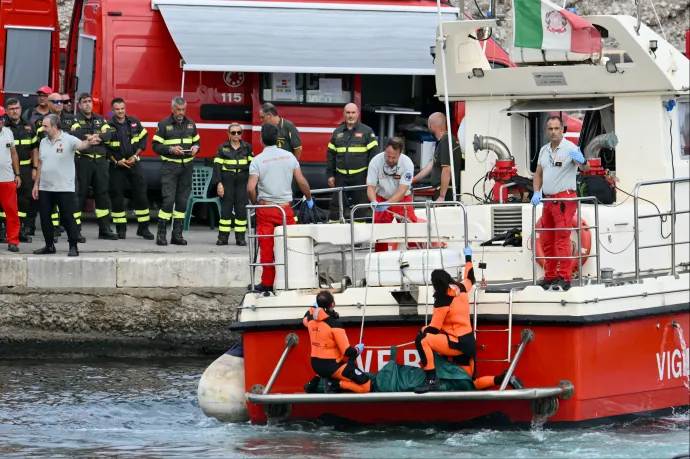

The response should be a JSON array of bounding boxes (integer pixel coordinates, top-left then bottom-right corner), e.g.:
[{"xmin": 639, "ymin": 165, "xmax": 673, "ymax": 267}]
[
  {"xmin": 0, "ymin": 0, "xmax": 61, "ymax": 108},
  {"xmin": 60, "ymin": 0, "xmax": 516, "ymax": 201}
]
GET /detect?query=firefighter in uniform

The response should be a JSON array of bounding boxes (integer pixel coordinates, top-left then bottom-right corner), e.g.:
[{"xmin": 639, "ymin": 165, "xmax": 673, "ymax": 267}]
[
  {"xmin": 326, "ymin": 103, "xmax": 378, "ymax": 222},
  {"xmin": 37, "ymin": 93, "xmax": 82, "ymax": 242},
  {"xmin": 213, "ymin": 123, "xmax": 252, "ymax": 246},
  {"xmin": 105, "ymin": 98, "xmax": 154, "ymax": 240},
  {"xmin": 151, "ymin": 96, "xmax": 200, "ymax": 246},
  {"xmin": 71, "ymin": 93, "xmax": 118, "ymax": 240},
  {"xmin": 4, "ymin": 98, "xmax": 37, "ymax": 243},
  {"xmin": 258, "ymin": 103, "xmax": 302, "ymax": 159},
  {"xmin": 22, "ymin": 86, "xmax": 52, "ymax": 130}
]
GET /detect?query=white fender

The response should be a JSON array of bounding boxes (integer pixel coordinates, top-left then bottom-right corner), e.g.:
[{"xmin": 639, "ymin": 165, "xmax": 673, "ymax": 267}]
[{"xmin": 197, "ymin": 352, "xmax": 248, "ymax": 422}]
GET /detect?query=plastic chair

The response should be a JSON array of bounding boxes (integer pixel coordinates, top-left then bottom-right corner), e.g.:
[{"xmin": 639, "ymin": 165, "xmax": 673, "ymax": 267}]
[{"xmin": 183, "ymin": 166, "xmax": 222, "ymax": 232}]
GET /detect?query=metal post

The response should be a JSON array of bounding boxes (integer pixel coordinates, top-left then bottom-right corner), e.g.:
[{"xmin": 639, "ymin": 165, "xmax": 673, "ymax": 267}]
[
  {"xmin": 247, "ymin": 208, "xmax": 255, "ymax": 289},
  {"xmin": 671, "ymin": 181, "xmax": 676, "ymax": 276},
  {"xmin": 472, "ymin": 285, "xmax": 485, "ymax": 339},
  {"xmin": 180, "ymin": 70, "xmax": 186, "ymax": 97},
  {"xmin": 594, "ymin": 199, "xmax": 601, "ymax": 284},
  {"xmin": 350, "ymin": 205, "xmax": 358, "ymax": 280},
  {"xmin": 404, "ymin": 205, "xmax": 409, "ymax": 250},
  {"xmin": 338, "ymin": 189, "xmax": 345, "ymax": 223},
  {"xmin": 507, "ymin": 288, "xmax": 517, "ymax": 362},
  {"xmin": 280, "ymin": 207, "xmax": 289, "ymax": 290},
  {"xmin": 532, "ymin": 205, "xmax": 538, "ymax": 285},
  {"xmin": 633, "ymin": 184, "xmax": 641, "ymax": 281},
  {"xmin": 577, "ymin": 200, "xmax": 583, "ymax": 286},
  {"xmin": 499, "ymin": 329, "xmax": 534, "ymax": 391},
  {"xmin": 263, "ymin": 333, "xmax": 299, "ymax": 395},
  {"xmin": 425, "ymin": 201, "xmax": 432, "ymax": 278}
]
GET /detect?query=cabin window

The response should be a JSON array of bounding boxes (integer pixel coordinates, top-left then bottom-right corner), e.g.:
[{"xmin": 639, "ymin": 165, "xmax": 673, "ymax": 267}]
[
  {"xmin": 679, "ymin": 100, "xmax": 690, "ymax": 157},
  {"xmin": 75, "ymin": 35, "xmax": 96, "ymax": 95},
  {"xmin": 3, "ymin": 28, "xmax": 52, "ymax": 94},
  {"xmin": 260, "ymin": 73, "xmax": 353, "ymax": 105}
]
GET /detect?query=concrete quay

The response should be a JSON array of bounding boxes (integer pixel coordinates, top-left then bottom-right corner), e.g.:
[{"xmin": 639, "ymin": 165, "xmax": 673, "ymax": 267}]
[{"xmin": 0, "ymin": 222, "xmax": 363, "ymax": 359}]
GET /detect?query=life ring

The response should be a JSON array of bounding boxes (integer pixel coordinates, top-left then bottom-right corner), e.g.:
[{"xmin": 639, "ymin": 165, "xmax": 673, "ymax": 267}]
[{"xmin": 535, "ymin": 215, "xmax": 592, "ymax": 274}]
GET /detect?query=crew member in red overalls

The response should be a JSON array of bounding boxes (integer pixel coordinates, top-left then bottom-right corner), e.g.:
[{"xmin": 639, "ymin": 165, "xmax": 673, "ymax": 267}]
[
  {"xmin": 532, "ymin": 116, "xmax": 591, "ymax": 291},
  {"xmin": 0, "ymin": 107, "xmax": 22, "ymax": 252},
  {"xmin": 366, "ymin": 136, "xmax": 418, "ymax": 252},
  {"xmin": 246, "ymin": 123, "xmax": 313, "ymax": 294}
]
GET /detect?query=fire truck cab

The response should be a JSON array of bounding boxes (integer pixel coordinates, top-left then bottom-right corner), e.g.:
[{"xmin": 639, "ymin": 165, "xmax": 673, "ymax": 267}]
[{"xmin": 63, "ymin": 0, "xmax": 519, "ymax": 203}]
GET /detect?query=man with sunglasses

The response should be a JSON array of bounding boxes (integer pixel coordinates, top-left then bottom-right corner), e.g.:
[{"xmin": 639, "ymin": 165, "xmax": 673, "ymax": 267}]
[
  {"xmin": 22, "ymin": 86, "xmax": 52, "ymax": 130},
  {"xmin": 213, "ymin": 123, "xmax": 252, "ymax": 246},
  {"xmin": 104, "ymin": 98, "xmax": 154, "ymax": 240},
  {"xmin": 366, "ymin": 137, "xmax": 417, "ymax": 252},
  {"xmin": 61, "ymin": 94, "xmax": 74, "ymax": 115}
]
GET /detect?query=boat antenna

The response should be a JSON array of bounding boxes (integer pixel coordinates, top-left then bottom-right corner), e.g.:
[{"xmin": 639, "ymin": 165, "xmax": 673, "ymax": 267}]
[
  {"xmin": 435, "ymin": 0, "xmax": 458, "ymax": 202},
  {"xmin": 635, "ymin": 0, "xmax": 641, "ymax": 35}
]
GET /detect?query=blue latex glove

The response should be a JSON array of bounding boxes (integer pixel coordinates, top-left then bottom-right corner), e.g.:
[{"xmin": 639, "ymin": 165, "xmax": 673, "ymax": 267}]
[
  {"xmin": 306, "ymin": 199, "xmax": 314, "ymax": 209},
  {"xmin": 463, "ymin": 246, "xmax": 472, "ymax": 256},
  {"xmin": 569, "ymin": 148, "xmax": 586, "ymax": 165},
  {"xmin": 372, "ymin": 200, "xmax": 389, "ymax": 212},
  {"xmin": 531, "ymin": 190, "xmax": 542, "ymax": 206},
  {"xmin": 355, "ymin": 343, "xmax": 365, "ymax": 354}
]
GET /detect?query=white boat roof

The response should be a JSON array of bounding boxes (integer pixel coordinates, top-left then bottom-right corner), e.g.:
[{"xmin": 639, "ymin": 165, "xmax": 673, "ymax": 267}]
[{"xmin": 438, "ymin": 15, "xmax": 690, "ymax": 101}]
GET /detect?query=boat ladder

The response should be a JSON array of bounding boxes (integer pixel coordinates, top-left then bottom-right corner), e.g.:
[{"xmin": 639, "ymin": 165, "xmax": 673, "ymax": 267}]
[{"xmin": 472, "ymin": 285, "xmax": 525, "ymax": 364}]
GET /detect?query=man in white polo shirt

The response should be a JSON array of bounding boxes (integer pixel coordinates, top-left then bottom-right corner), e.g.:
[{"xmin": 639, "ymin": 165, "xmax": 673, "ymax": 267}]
[
  {"xmin": 0, "ymin": 107, "xmax": 22, "ymax": 252},
  {"xmin": 32, "ymin": 114, "xmax": 100, "ymax": 257},
  {"xmin": 366, "ymin": 136, "xmax": 418, "ymax": 252},
  {"xmin": 532, "ymin": 116, "xmax": 591, "ymax": 291}
]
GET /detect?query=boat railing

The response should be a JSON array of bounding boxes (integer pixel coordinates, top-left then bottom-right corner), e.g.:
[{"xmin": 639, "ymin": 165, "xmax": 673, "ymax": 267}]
[
  {"xmin": 246, "ymin": 203, "xmax": 289, "ymax": 290},
  {"xmin": 531, "ymin": 196, "xmax": 601, "ymax": 286},
  {"xmin": 349, "ymin": 200, "xmax": 469, "ymax": 281},
  {"xmin": 633, "ymin": 177, "xmax": 690, "ymax": 281}
]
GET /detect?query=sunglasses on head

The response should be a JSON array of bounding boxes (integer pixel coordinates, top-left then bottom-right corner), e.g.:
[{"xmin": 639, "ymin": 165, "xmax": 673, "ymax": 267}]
[{"xmin": 230, "ymin": 130, "xmax": 242, "ymax": 135}]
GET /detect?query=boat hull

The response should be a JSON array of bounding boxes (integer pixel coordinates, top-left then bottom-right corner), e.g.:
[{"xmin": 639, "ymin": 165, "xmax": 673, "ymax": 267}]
[{"xmin": 242, "ymin": 311, "xmax": 690, "ymax": 425}]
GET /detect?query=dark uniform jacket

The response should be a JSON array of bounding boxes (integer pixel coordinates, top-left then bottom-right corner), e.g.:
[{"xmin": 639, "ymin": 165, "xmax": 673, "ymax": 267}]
[
  {"xmin": 105, "ymin": 115, "xmax": 148, "ymax": 161},
  {"xmin": 71, "ymin": 112, "xmax": 112, "ymax": 157},
  {"xmin": 326, "ymin": 122, "xmax": 378, "ymax": 178},
  {"xmin": 431, "ymin": 133, "xmax": 464, "ymax": 192},
  {"xmin": 4, "ymin": 116, "xmax": 38, "ymax": 167},
  {"xmin": 212, "ymin": 140, "xmax": 253, "ymax": 185},
  {"xmin": 36, "ymin": 113, "xmax": 77, "ymax": 140},
  {"xmin": 22, "ymin": 106, "xmax": 50, "ymax": 131},
  {"xmin": 276, "ymin": 117, "xmax": 301, "ymax": 154},
  {"xmin": 151, "ymin": 115, "xmax": 200, "ymax": 162}
]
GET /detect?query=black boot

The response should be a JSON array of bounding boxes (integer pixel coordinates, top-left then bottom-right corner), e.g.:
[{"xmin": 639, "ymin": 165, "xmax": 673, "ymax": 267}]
[
  {"xmin": 54, "ymin": 224, "xmax": 62, "ymax": 237},
  {"xmin": 68, "ymin": 245, "xmax": 79, "ymax": 257},
  {"xmin": 170, "ymin": 219, "xmax": 187, "ymax": 246},
  {"xmin": 156, "ymin": 219, "xmax": 168, "ymax": 246},
  {"xmin": 235, "ymin": 232, "xmax": 247, "ymax": 246},
  {"xmin": 216, "ymin": 232, "xmax": 229, "ymax": 246},
  {"xmin": 33, "ymin": 244, "xmax": 56, "ymax": 255},
  {"xmin": 495, "ymin": 370, "xmax": 525, "ymax": 390},
  {"xmin": 0, "ymin": 221, "xmax": 6, "ymax": 243},
  {"xmin": 414, "ymin": 370, "xmax": 440, "ymax": 394},
  {"xmin": 98, "ymin": 218, "xmax": 118, "ymax": 240},
  {"xmin": 18, "ymin": 223, "xmax": 32, "ymax": 244},
  {"xmin": 25, "ymin": 217, "xmax": 36, "ymax": 236},
  {"xmin": 76, "ymin": 224, "xmax": 86, "ymax": 244},
  {"xmin": 303, "ymin": 376, "xmax": 321, "ymax": 394},
  {"xmin": 136, "ymin": 222, "xmax": 154, "ymax": 240},
  {"xmin": 116, "ymin": 223, "xmax": 127, "ymax": 239},
  {"xmin": 323, "ymin": 378, "xmax": 342, "ymax": 394}
]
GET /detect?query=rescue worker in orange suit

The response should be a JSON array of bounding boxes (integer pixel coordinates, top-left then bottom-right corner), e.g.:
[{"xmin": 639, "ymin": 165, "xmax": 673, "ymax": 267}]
[
  {"xmin": 303, "ymin": 290, "xmax": 370, "ymax": 393},
  {"xmin": 151, "ymin": 96, "xmax": 200, "ymax": 246},
  {"xmin": 366, "ymin": 136, "xmax": 418, "ymax": 252},
  {"xmin": 246, "ymin": 123, "xmax": 313, "ymax": 294},
  {"xmin": 412, "ymin": 112, "xmax": 464, "ymax": 202},
  {"xmin": 414, "ymin": 248, "xmax": 524, "ymax": 394},
  {"xmin": 213, "ymin": 123, "xmax": 252, "ymax": 246},
  {"xmin": 104, "ymin": 98, "xmax": 154, "ymax": 240},
  {"xmin": 327, "ymin": 103, "xmax": 378, "ymax": 222},
  {"xmin": 72, "ymin": 93, "xmax": 118, "ymax": 241}
]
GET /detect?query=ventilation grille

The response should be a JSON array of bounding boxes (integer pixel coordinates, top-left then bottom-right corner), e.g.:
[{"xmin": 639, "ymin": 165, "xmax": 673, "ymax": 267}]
[{"xmin": 491, "ymin": 207, "xmax": 523, "ymax": 237}]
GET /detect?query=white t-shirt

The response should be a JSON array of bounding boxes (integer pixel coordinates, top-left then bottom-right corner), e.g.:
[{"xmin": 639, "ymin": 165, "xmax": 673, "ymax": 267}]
[
  {"xmin": 366, "ymin": 152, "xmax": 414, "ymax": 200},
  {"xmin": 0, "ymin": 127, "xmax": 16, "ymax": 183},
  {"xmin": 39, "ymin": 132, "xmax": 81, "ymax": 192},
  {"xmin": 249, "ymin": 145, "xmax": 299, "ymax": 203}
]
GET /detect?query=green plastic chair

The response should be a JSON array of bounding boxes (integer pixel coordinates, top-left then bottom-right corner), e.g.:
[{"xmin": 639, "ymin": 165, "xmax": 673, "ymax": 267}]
[{"xmin": 183, "ymin": 166, "xmax": 222, "ymax": 232}]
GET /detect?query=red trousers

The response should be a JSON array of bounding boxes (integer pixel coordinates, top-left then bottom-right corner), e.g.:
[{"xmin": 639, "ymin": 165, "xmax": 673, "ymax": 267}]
[
  {"xmin": 256, "ymin": 203, "xmax": 295, "ymax": 287},
  {"xmin": 374, "ymin": 195, "xmax": 418, "ymax": 252},
  {"xmin": 0, "ymin": 181, "xmax": 19, "ymax": 245},
  {"xmin": 541, "ymin": 190, "xmax": 577, "ymax": 281}
]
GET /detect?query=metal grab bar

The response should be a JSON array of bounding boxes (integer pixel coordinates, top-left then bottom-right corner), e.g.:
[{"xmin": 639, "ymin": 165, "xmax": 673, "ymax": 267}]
[
  {"xmin": 263, "ymin": 333, "xmax": 299, "ymax": 394},
  {"xmin": 246, "ymin": 204, "xmax": 289, "ymax": 290},
  {"xmin": 499, "ymin": 329, "xmax": 534, "ymax": 391},
  {"xmin": 531, "ymin": 196, "xmax": 601, "ymax": 286},
  {"xmin": 633, "ymin": 177, "xmax": 690, "ymax": 280},
  {"xmin": 349, "ymin": 200, "xmax": 470, "ymax": 281}
]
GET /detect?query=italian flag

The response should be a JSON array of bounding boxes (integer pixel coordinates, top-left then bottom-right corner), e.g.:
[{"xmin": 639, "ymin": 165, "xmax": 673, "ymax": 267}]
[{"xmin": 513, "ymin": 0, "xmax": 602, "ymax": 54}]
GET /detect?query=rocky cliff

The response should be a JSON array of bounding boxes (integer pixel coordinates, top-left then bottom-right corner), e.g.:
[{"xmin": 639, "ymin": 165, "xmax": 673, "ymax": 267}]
[{"xmin": 57, "ymin": 1, "xmax": 687, "ymax": 51}]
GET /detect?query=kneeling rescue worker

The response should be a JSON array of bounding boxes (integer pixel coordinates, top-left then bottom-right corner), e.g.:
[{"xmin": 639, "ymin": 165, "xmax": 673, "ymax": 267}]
[
  {"xmin": 303, "ymin": 290, "xmax": 370, "ymax": 393},
  {"xmin": 414, "ymin": 247, "xmax": 524, "ymax": 394}
]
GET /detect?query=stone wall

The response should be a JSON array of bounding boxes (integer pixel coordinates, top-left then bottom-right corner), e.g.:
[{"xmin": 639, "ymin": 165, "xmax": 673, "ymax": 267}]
[{"xmin": 57, "ymin": 1, "xmax": 688, "ymax": 51}]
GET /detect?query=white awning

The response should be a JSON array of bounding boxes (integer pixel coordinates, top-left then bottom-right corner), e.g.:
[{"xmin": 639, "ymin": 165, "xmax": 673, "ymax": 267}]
[
  {"xmin": 501, "ymin": 98, "xmax": 613, "ymax": 114},
  {"xmin": 152, "ymin": 0, "xmax": 457, "ymax": 75}
]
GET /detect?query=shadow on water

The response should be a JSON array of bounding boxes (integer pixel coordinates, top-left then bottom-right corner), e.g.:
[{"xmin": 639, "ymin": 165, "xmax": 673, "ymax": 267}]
[{"xmin": 0, "ymin": 358, "xmax": 688, "ymax": 459}]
